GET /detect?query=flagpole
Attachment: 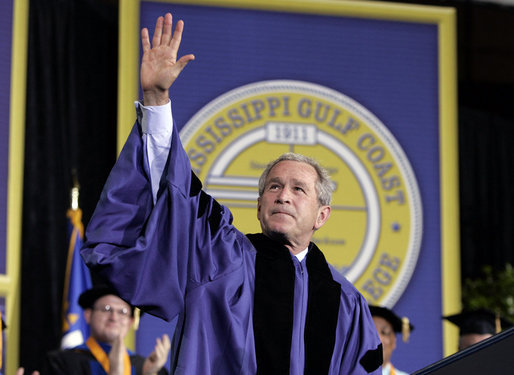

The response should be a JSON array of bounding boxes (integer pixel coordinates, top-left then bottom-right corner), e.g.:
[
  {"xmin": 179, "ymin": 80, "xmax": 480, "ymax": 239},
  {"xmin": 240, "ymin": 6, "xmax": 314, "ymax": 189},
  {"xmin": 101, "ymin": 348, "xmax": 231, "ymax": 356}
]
[{"xmin": 61, "ymin": 177, "xmax": 92, "ymax": 349}]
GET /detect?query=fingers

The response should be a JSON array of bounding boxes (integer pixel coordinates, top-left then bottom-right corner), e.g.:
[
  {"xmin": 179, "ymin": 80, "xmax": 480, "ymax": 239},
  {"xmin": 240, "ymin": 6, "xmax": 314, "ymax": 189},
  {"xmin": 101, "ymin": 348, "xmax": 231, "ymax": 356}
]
[
  {"xmin": 149, "ymin": 13, "xmax": 175, "ymax": 47},
  {"xmin": 154, "ymin": 334, "xmax": 171, "ymax": 363},
  {"xmin": 142, "ymin": 334, "xmax": 171, "ymax": 374},
  {"xmin": 160, "ymin": 334, "xmax": 171, "ymax": 359},
  {"xmin": 146, "ymin": 13, "xmax": 186, "ymax": 49},
  {"xmin": 141, "ymin": 28, "xmax": 150, "ymax": 53},
  {"xmin": 110, "ymin": 334, "xmax": 125, "ymax": 357},
  {"xmin": 160, "ymin": 13, "xmax": 173, "ymax": 46},
  {"xmin": 108, "ymin": 335, "xmax": 126, "ymax": 375},
  {"xmin": 176, "ymin": 53, "xmax": 196, "ymax": 71},
  {"xmin": 151, "ymin": 15, "xmax": 164, "ymax": 48},
  {"xmin": 169, "ymin": 19, "xmax": 184, "ymax": 52},
  {"xmin": 140, "ymin": 13, "xmax": 193, "ymax": 103}
]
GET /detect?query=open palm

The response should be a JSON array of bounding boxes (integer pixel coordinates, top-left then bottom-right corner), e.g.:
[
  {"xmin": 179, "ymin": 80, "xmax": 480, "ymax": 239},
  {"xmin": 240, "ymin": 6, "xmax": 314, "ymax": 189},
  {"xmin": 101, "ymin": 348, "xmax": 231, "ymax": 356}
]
[{"xmin": 140, "ymin": 13, "xmax": 194, "ymax": 106}]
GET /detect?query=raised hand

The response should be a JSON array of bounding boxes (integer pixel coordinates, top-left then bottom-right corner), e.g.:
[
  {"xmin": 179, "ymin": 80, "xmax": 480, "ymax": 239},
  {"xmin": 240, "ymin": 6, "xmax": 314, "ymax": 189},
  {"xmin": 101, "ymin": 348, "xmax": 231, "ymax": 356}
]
[
  {"xmin": 108, "ymin": 335, "xmax": 126, "ymax": 375},
  {"xmin": 142, "ymin": 334, "xmax": 171, "ymax": 375},
  {"xmin": 141, "ymin": 13, "xmax": 195, "ymax": 106}
]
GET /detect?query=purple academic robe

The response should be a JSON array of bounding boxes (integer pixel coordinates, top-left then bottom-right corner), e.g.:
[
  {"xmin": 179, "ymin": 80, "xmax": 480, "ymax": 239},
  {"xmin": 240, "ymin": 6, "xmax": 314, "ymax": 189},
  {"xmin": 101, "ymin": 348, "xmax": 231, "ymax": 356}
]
[{"xmin": 81, "ymin": 120, "xmax": 382, "ymax": 375}]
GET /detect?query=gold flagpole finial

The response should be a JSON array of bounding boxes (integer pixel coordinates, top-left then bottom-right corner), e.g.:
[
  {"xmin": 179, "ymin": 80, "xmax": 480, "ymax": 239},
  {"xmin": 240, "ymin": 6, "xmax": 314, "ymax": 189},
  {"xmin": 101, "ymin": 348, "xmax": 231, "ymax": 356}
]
[
  {"xmin": 70, "ymin": 186, "xmax": 79, "ymax": 210},
  {"xmin": 70, "ymin": 169, "xmax": 80, "ymax": 210}
]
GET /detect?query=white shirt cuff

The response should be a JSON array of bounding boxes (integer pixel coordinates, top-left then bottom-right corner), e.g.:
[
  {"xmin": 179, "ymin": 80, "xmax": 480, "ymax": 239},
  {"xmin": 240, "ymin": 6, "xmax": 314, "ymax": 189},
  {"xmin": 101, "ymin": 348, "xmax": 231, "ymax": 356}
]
[{"xmin": 135, "ymin": 100, "xmax": 173, "ymax": 137}]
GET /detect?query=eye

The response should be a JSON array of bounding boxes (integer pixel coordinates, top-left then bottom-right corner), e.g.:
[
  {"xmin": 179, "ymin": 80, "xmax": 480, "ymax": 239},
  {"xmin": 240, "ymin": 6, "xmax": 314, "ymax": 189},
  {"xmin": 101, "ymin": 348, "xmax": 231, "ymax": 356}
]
[
  {"xmin": 380, "ymin": 329, "xmax": 394, "ymax": 336},
  {"xmin": 119, "ymin": 307, "xmax": 129, "ymax": 316}
]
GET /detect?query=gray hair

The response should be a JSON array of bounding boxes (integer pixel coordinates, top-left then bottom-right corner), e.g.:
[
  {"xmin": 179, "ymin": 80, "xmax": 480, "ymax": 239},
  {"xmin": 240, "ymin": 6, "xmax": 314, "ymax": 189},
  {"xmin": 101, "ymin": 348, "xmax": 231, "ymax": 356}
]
[{"xmin": 258, "ymin": 153, "xmax": 334, "ymax": 206}]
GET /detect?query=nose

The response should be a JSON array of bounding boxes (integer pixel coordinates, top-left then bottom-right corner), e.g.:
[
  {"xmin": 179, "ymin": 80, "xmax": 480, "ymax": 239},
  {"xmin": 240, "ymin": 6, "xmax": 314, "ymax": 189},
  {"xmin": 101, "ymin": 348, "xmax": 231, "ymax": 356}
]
[
  {"xmin": 107, "ymin": 311, "xmax": 127, "ymax": 322},
  {"xmin": 275, "ymin": 187, "xmax": 291, "ymax": 204}
]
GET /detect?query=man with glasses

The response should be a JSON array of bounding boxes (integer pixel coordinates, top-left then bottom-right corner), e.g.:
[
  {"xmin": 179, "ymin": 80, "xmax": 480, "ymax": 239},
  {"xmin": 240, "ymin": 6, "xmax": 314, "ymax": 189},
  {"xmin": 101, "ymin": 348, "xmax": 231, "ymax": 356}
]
[{"xmin": 41, "ymin": 286, "xmax": 170, "ymax": 375}]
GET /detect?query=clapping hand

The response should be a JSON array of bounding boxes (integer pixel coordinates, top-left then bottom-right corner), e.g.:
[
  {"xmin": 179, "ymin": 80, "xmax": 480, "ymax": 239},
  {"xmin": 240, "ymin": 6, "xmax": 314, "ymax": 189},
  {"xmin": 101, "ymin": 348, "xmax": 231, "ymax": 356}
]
[{"xmin": 142, "ymin": 334, "xmax": 171, "ymax": 375}]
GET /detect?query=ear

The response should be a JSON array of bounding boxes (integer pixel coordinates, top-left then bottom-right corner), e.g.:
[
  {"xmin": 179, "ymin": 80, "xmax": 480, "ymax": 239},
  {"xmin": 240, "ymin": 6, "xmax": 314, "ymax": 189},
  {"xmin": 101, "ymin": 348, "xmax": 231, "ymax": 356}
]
[
  {"xmin": 127, "ymin": 316, "xmax": 135, "ymax": 332},
  {"xmin": 257, "ymin": 197, "xmax": 262, "ymax": 220},
  {"xmin": 391, "ymin": 333, "xmax": 397, "ymax": 351},
  {"xmin": 118, "ymin": 316, "xmax": 136, "ymax": 339},
  {"xmin": 314, "ymin": 205, "xmax": 331, "ymax": 230},
  {"xmin": 83, "ymin": 308, "xmax": 92, "ymax": 325}
]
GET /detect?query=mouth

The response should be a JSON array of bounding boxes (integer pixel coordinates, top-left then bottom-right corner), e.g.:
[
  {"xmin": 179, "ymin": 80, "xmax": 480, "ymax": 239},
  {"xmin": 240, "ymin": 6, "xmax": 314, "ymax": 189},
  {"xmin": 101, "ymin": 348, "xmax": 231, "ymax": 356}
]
[{"xmin": 272, "ymin": 210, "xmax": 294, "ymax": 217}]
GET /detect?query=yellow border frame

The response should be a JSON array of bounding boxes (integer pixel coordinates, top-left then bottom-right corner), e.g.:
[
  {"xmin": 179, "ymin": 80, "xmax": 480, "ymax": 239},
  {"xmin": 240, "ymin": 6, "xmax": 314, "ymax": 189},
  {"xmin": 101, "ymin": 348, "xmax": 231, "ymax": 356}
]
[
  {"xmin": 4, "ymin": 0, "xmax": 29, "ymax": 373},
  {"xmin": 118, "ymin": 0, "xmax": 459, "ymax": 357}
]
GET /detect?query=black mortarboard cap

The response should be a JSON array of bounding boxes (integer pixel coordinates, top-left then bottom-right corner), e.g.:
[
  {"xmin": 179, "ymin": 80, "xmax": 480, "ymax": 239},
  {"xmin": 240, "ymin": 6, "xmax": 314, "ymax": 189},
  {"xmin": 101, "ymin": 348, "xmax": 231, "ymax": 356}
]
[
  {"xmin": 369, "ymin": 305, "xmax": 414, "ymax": 342},
  {"xmin": 78, "ymin": 285, "xmax": 135, "ymax": 315},
  {"xmin": 443, "ymin": 308, "xmax": 513, "ymax": 335}
]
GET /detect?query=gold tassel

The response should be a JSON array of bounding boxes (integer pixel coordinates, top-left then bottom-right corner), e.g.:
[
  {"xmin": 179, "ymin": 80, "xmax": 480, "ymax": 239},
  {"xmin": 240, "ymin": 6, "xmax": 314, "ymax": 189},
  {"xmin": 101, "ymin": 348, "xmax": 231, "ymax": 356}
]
[
  {"xmin": 133, "ymin": 307, "xmax": 141, "ymax": 330},
  {"xmin": 401, "ymin": 317, "xmax": 411, "ymax": 342}
]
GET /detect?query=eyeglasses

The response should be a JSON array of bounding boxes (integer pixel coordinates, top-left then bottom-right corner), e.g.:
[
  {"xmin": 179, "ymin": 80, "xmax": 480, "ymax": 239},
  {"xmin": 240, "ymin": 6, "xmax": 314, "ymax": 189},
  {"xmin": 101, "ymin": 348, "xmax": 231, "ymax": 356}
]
[{"xmin": 93, "ymin": 304, "xmax": 131, "ymax": 318}]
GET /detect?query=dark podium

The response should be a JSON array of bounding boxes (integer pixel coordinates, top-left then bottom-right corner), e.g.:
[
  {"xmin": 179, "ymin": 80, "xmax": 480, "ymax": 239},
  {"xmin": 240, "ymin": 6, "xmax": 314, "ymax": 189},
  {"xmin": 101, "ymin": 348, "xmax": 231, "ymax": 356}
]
[{"xmin": 412, "ymin": 327, "xmax": 514, "ymax": 374}]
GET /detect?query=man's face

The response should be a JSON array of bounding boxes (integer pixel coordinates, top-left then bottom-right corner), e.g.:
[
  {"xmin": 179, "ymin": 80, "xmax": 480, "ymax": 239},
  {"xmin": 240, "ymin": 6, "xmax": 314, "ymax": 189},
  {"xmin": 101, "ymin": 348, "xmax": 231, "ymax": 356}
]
[
  {"xmin": 458, "ymin": 333, "xmax": 492, "ymax": 350},
  {"xmin": 257, "ymin": 160, "xmax": 330, "ymax": 250},
  {"xmin": 372, "ymin": 316, "xmax": 397, "ymax": 365},
  {"xmin": 84, "ymin": 294, "xmax": 133, "ymax": 345}
]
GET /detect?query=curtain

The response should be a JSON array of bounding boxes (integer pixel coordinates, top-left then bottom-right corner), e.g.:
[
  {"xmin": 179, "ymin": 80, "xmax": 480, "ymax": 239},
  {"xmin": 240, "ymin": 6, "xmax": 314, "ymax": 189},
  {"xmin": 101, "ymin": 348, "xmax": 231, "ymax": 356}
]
[
  {"xmin": 21, "ymin": 0, "xmax": 118, "ymax": 370},
  {"xmin": 459, "ymin": 101, "xmax": 514, "ymax": 279}
]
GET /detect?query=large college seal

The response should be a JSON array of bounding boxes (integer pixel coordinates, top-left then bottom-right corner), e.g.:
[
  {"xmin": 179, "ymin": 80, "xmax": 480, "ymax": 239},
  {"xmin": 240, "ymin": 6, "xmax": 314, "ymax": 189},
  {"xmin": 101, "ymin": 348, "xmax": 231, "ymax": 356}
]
[{"xmin": 180, "ymin": 80, "xmax": 422, "ymax": 307}]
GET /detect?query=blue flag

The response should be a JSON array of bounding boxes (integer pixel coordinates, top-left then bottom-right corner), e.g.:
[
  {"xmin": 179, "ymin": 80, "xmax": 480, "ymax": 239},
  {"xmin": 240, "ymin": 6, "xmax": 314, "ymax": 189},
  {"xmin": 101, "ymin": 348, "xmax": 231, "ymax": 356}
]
[{"xmin": 61, "ymin": 207, "xmax": 92, "ymax": 349}]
